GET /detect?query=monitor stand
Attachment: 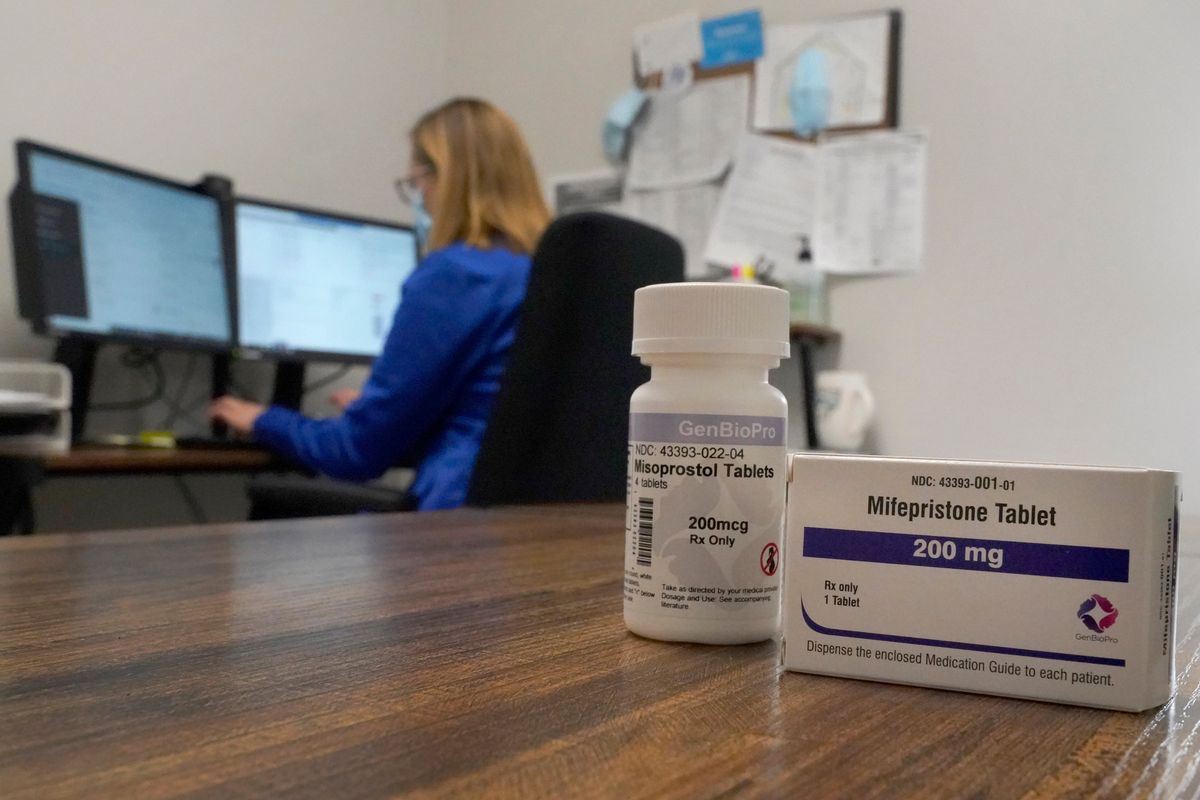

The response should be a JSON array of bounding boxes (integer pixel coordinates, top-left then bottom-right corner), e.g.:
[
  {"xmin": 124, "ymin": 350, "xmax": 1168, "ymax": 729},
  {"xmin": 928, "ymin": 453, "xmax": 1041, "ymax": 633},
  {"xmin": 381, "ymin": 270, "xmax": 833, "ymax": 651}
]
[
  {"xmin": 210, "ymin": 353, "xmax": 231, "ymax": 438},
  {"xmin": 271, "ymin": 360, "xmax": 306, "ymax": 411},
  {"xmin": 53, "ymin": 337, "xmax": 97, "ymax": 444}
]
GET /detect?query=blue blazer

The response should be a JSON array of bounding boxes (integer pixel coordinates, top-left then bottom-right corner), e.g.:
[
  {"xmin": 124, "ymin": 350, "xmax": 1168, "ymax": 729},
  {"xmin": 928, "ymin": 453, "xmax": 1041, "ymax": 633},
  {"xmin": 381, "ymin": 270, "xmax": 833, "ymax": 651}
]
[{"xmin": 253, "ymin": 242, "xmax": 531, "ymax": 510}]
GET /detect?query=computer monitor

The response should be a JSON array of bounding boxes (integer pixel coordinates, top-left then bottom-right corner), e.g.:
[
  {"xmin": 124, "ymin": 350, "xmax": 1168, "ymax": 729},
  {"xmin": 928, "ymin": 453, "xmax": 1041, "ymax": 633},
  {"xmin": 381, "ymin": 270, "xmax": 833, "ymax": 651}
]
[
  {"xmin": 235, "ymin": 199, "xmax": 418, "ymax": 362},
  {"xmin": 11, "ymin": 140, "xmax": 233, "ymax": 350}
]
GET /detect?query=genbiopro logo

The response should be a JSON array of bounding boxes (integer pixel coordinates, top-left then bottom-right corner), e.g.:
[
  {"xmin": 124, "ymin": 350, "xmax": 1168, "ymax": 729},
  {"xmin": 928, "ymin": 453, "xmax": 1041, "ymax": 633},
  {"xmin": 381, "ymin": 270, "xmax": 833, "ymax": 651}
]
[{"xmin": 1078, "ymin": 594, "xmax": 1119, "ymax": 633}]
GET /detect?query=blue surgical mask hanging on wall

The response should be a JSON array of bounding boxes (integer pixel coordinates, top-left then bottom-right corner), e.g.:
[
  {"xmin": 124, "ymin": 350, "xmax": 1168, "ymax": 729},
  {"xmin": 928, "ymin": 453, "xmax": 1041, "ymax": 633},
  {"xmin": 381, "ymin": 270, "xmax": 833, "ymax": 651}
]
[
  {"xmin": 789, "ymin": 48, "xmax": 831, "ymax": 138},
  {"xmin": 412, "ymin": 190, "xmax": 433, "ymax": 250},
  {"xmin": 602, "ymin": 88, "xmax": 648, "ymax": 164}
]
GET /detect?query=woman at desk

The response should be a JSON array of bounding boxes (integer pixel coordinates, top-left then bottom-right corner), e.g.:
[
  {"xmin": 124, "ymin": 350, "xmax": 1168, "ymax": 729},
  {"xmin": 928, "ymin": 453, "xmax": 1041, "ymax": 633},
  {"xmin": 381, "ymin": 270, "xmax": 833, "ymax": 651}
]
[{"xmin": 210, "ymin": 98, "xmax": 551, "ymax": 510}]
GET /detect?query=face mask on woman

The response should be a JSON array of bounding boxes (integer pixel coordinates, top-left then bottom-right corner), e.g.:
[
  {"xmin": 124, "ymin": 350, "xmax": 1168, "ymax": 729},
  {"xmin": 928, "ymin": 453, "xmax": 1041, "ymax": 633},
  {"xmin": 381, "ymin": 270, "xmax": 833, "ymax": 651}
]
[{"xmin": 412, "ymin": 190, "xmax": 433, "ymax": 249}]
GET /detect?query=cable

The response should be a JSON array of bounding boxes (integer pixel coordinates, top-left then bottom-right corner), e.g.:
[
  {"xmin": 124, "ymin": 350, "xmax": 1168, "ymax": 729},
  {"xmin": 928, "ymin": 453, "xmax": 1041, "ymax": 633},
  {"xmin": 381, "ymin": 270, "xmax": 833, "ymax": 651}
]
[
  {"xmin": 89, "ymin": 347, "xmax": 166, "ymax": 412},
  {"xmin": 303, "ymin": 364, "xmax": 352, "ymax": 394},
  {"xmin": 173, "ymin": 475, "xmax": 208, "ymax": 524},
  {"xmin": 159, "ymin": 353, "xmax": 208, "ymax": 430}
]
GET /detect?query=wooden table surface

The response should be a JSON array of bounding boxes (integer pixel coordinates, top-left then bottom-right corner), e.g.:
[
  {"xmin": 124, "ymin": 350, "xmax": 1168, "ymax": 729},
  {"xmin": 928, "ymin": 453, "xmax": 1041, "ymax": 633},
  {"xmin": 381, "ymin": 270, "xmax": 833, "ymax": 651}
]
[{"xmin": 3, "ymin": 504, "xmax": 1199, "ymax": 799}]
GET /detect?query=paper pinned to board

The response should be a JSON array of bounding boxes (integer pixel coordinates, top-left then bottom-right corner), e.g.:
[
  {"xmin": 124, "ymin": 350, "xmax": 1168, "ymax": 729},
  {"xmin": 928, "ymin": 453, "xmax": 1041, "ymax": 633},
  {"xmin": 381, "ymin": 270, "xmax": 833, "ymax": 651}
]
[
  {"xmin": 627, "ymin": 74, "xmax": 750, "ymax": 191},
  {"xmin": 549, "ymin": 170, "xmax": 625, "ymax": 215},
  {"xmin": 754, "ymin": 13, "xmax": 892, "ymax": 131},
  {"xmin": 622, "ymin": 182, "xmax": 723, "ymax": 279},
  {"xmin": 703, "ymin": 133, "xmax": 820, "ymax": 283},
  {"xmin": 633, "ymin": 13, "xmax": 703, "ymax": 78},
  {"xmin": 705, "ymin": 131, "xmax": 927, "ymax": 278},
  {"xmin": 814, "ymin": 130, "xmax": 926, "ymax": 275}
]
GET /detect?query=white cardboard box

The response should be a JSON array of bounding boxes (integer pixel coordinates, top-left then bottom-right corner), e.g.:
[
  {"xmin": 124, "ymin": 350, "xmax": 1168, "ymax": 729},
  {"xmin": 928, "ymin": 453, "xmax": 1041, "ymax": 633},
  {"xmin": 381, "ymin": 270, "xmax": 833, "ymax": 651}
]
[{"xmin": 783, "ymin": 453, "xmax": 1180, "ymax": 711}]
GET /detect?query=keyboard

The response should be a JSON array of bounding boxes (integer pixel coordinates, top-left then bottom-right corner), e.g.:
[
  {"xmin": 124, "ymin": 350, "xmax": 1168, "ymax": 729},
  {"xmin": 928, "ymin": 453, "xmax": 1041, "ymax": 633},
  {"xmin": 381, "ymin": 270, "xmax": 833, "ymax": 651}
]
[{"xmin": 173, "ymin": 436, "xmax": 265, "ymax": 451}]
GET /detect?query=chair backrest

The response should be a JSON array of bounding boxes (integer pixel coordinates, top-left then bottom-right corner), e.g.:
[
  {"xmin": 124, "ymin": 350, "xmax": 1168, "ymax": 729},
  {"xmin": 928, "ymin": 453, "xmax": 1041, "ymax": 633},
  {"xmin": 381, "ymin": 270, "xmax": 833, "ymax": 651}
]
[{"xmin": 467, "ymin": 212, "xmax": 685, "ymax": 506}]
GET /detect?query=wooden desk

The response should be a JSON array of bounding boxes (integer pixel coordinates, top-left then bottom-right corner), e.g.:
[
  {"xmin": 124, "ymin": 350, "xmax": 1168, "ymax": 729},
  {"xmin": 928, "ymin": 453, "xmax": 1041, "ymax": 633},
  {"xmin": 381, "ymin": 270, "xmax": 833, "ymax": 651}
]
[
  {"xmin": 41, "ymin": 444, "xmax": 275, "ymax": 475},
  {"xmin": 3, "ymin": 505, "xmax": 1198, "ymax": 798}
]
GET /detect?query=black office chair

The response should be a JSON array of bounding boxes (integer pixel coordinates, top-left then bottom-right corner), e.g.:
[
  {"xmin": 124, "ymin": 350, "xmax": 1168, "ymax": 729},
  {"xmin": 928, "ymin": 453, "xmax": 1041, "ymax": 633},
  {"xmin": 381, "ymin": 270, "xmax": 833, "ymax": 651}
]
[
  {"xmin": 467, "ymin": 211, "xmax": 684, "ymax": 505},
  {"xmin": 246, "ymin": 212, "xmax": 685, "ymax": 518}
]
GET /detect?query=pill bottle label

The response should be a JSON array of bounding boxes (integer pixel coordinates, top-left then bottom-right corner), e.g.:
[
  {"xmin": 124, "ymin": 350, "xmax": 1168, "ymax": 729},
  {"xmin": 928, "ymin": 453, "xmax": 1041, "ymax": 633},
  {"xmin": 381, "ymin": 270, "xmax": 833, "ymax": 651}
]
[{"xmin": 624, "ymin": 412, "xmax": 787, "ymax": 620}]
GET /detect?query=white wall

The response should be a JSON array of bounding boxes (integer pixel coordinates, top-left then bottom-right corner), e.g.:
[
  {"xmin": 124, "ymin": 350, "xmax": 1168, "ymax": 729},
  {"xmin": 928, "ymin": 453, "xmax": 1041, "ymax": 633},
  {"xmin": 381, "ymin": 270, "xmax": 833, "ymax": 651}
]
[
  {"xmin": 0, "ymin": 0, "xmax": 449, "ymax": 528},
  {"xmin": 448, "ymin": 0, "xmax": 1200, "ymax": 499}
]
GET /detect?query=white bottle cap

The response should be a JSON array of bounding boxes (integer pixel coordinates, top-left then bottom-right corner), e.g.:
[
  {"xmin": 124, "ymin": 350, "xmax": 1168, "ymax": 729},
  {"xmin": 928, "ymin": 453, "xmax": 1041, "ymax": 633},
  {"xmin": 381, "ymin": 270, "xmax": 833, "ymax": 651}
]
[{"xmin": 632, "ymin": 282, "xmax": 791, "ymax": 357}]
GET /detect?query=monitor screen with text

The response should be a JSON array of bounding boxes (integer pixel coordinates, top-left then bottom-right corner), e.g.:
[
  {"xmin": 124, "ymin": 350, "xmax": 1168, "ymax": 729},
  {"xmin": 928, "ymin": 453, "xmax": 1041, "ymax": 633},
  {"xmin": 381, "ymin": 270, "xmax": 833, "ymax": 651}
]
[
  {"xmin": 236, "ymin": 201, "xmax": 418, "ymax": 361},
  {"xmin": 21, "ymin": 146, "xmax": 231, "ymax": 347}
]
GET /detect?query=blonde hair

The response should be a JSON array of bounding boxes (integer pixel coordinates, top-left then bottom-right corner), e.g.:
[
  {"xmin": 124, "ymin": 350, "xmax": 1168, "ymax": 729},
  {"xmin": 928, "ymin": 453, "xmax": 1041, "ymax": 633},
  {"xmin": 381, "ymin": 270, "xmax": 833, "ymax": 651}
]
[{"xmin": 411, "ymin": 98, "xmax": 551, "ymax": 255}]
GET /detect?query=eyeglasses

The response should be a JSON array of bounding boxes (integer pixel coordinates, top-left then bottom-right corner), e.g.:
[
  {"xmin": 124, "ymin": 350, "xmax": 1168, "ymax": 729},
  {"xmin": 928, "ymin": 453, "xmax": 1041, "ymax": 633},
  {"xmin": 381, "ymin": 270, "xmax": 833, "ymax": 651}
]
[{"xmin": 394, "ymin": 168, "xmax": 433, "ymax": 206}]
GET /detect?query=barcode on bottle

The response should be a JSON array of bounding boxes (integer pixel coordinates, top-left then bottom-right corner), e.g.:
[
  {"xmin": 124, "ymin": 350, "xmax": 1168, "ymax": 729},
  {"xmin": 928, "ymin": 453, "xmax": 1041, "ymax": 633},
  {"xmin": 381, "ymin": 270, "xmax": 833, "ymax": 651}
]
[{"xmin": 636, "ymin": 496, "xmax": 654, "ymax": 567}]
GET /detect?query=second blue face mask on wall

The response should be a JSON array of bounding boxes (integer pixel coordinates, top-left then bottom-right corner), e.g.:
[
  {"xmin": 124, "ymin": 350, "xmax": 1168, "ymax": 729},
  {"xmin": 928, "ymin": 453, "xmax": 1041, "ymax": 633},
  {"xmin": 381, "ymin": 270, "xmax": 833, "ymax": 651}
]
[{"xmin": 789, "ymin": 48, "xmax": 831, "ymax": 138}]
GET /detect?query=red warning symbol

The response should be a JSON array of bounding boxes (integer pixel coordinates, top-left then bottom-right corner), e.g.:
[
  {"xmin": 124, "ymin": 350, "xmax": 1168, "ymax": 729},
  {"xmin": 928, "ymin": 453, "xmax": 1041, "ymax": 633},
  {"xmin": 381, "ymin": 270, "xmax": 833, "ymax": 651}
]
[{"xmin": 760, "ymin": 542, "xmax": 779, "ymax": 576}]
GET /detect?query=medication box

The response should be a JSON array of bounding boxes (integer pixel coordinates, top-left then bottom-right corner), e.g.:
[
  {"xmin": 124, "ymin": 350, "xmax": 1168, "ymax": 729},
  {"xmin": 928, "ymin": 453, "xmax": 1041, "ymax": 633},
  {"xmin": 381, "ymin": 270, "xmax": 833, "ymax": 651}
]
[{"xmin": 783, "ymin": 453, "xmax": 1180, "ymax": 711}]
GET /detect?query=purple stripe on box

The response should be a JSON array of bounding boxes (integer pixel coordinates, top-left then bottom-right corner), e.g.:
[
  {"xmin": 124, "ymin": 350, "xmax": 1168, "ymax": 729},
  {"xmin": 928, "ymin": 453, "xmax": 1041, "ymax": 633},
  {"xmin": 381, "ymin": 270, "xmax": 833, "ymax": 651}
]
[{"xmin": 804, "ymin": 527, "xmax": 1129, "ymax": 582}]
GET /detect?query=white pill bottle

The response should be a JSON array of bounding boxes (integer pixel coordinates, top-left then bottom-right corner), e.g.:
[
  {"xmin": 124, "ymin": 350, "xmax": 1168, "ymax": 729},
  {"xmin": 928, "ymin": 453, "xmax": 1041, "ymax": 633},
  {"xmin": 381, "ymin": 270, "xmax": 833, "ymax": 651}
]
[{"xmin": 624, "ymin": 282, "xmax": 790, "ymax": 644}]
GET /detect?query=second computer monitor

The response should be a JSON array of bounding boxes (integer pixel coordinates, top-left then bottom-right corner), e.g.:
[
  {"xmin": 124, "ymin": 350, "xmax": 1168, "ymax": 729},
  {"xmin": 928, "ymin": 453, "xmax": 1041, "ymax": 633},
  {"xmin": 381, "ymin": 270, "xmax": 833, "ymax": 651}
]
[{"xmin": 235, "ymin": 200, "xmax": 419, "ymax": 362}]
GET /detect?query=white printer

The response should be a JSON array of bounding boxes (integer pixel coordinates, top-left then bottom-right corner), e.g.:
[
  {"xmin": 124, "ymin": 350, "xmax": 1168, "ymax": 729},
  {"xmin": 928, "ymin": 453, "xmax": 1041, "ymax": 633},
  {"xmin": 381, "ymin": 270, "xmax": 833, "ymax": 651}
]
[{"xmin": 0, "ymin": 361, "xmax": 71, "ymax": 455}]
